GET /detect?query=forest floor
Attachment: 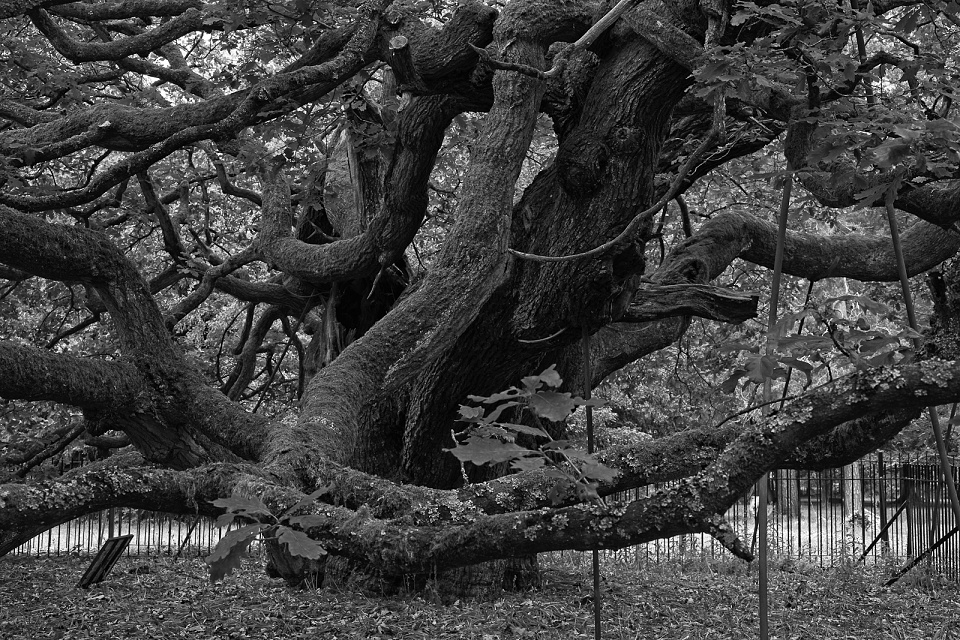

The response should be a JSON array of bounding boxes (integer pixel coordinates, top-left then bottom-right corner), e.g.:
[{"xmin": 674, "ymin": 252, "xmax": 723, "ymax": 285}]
[{"xmin": 1, "ymin": 552, "xmax": 958, "ymax": 639}]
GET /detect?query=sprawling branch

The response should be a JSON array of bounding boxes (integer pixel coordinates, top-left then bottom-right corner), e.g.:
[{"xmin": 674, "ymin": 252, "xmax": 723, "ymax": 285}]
[
  {"xmin": 0, "ymin": 8, "xmax": 385, "ymax": 213},
  {"xmin": 0, "ymin": 460, "xmax": 261, "ymax": 554},
  {"xmin": 2, "ymin": 331, "xmax": 953, "ymax": 567},
  {"xmin": 4, "ymin": 353, "xmax": 954, "ymax": 566},
  {"xmin": 0, "ymin": 458, "xmax": 751, "ymax": 565},
  {"xmin": 0, "ymin": 205, "xmax": 270, "ymax": 465},
  {"xmin": 29, "ymin": 6, "xmax": 211, "ymax": 62}
]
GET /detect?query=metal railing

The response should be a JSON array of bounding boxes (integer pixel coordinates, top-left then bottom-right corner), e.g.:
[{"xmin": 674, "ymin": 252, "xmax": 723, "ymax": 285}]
[{"xmin": 606, "ymin": 452, "xmax": 960, "ymax": 580}]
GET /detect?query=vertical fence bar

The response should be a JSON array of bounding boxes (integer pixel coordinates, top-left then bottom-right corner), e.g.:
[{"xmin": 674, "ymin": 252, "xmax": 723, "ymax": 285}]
[
  {"xmin": 816, "ymin": 473, "xmax": 823, "ymax": 566},
  {"xmin": 906, "ymin": 464, "xmax": 915, "ymax": 557},
  {"xmin": 878, "ymin": 452, "xmax": 889, "ymax": 552},
  {"xmin": 853, "ymin": 460, "xmax": 872, "ymax": 556},
  {"xmin": 795, "ymin": 472, "xmax": 802, "ymax": 557},
  {"xmin": 97, "ymin": 510, "xmax": 104, "ymax": 549}
]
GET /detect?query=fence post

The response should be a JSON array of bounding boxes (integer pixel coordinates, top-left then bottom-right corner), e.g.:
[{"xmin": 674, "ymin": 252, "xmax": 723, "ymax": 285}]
[
  {"xmin": 905, "ymin": 464, "xmax": 917, "ymax": 557},
  {"xmin": 843, "ymin": 461, "xmax": 863, "ymax": 557},
  {"xmin": 878, "ymin": 452, "xmax": 889, "ymax": 547}
]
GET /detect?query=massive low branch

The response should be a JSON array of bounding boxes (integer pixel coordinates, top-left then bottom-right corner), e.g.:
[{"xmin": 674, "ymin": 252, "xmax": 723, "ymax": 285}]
[
  {"xmin": 0, "ymin": 458, "xmax": 750, "ymax": 566},
  {"xmin": 1, "ymin": 350, "xmax": 952, "ymax": 566},
  {"xmin": 0, "ymin": 461, "xmax": 275, "ymax": 554}
]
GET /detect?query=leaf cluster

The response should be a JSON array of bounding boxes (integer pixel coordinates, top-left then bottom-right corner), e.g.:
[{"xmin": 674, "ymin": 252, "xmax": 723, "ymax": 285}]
[
  {"xmin": 446, "ymin": 365, "xmax": 616, "ymax": 504},
  {"xmin": 205, "ymin": 485, "xmax": 330, "ymax": 583},
  {"xmin": 718, "ymin": 294, "xmax": 921, "ymax": 394}
]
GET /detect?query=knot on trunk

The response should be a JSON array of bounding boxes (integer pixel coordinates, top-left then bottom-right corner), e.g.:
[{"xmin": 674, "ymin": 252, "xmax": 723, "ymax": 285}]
[{"xmin": 556, "ymin": 131, "xmax": 609, "ymax": 199}]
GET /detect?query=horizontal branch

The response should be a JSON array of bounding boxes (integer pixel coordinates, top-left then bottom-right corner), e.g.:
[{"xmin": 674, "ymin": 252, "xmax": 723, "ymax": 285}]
[
  {"xmin": 0, "ymin": 460, "xmax": 267, "ymax": 554},
  {"xmin": 0, "ymin": 204, "xmax": 137, "ymax": 283},
  {"xmin": 0, "ymin": 342, "xmax": 143, "ymax": 409},
  {"xmin": 115, "ymin": 52, "xmax": 219, "ymax": 99},
  {"xmin": 300, "ymin": 486, "xmax": 753, "ymax": 573},
  {"xmin": 657, "ymin": 209, "xmax": 960, "ymax": 285},
  {"xmin": 0, "ymin": 97, "xmax": 58, "ymax": 127},
  {"xmin": 48, "ymin": 0, "xmax": 203, "ymax": 21}
]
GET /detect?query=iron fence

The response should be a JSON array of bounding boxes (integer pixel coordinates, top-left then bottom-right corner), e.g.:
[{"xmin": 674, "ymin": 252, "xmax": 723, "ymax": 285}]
[
  {"xmin": 605, "ymin": 451, "xmax": 960, "ymax": 581},
  {"xmin": 9, "ymin": 508, "xmax": 228, "ymax": 558}
]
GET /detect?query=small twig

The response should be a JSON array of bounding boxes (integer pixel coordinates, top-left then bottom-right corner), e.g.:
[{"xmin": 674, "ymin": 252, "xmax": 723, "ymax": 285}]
[
  {"xmin": 45, "ymin": 314, "xmax": 98, "ymax": 349},
  {"xmin": 710, "ymin": 393, "xmax": 801, "ymax": 432},
  {"xmin": 517, "ymin": 327, "xmax": 568, "ymax": 345},
  {"xmin": 15, "ymin": 421, "xmax": 86, "ymax": 478},
  {"xmin": 367, "ymin": 265, "xmax": 387, "ymax": 301},
  {"xmin": 469, "ymin": 43, "xmax": 546, "ymax": 79},
  {"xmin": 451, "ymin": 429, "xmax": 471, "ymax": 484}
]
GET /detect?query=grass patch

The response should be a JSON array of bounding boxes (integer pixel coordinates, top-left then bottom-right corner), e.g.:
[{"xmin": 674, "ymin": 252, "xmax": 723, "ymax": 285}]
[{"xmin": 1, "ymin": 553, "xmax": 958, "ymax": 639}]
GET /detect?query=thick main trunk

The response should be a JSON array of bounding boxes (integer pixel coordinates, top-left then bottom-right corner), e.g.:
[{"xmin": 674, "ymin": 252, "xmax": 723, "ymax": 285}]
[
  {"xmin": 394, "ymin": 32, "xmax": 690, "ymax": 487},
  {"xmin": 293, "ymin": 7, "xmax": 552, "ymax": 485}
]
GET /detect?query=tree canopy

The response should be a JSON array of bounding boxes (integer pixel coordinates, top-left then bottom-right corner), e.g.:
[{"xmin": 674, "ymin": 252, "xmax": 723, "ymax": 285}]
[{"xmin": 3, "ymin": 0, "xmax": 960, "ymax": 590}]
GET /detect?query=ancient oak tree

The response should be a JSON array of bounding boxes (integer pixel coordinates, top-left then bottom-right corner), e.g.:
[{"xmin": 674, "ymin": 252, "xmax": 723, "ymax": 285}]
[{"xmin": 2, "ymin": 0, "xmax": 960, "ymax": 590}]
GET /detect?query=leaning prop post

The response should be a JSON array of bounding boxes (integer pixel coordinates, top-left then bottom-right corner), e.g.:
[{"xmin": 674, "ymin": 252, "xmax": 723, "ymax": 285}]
[
  {"xmin": 883, "ymin": 182, "xmax": 960, "ymax": 582},
  {"xmin": 758, "ymin": 171, "xmax": 792, "ymax": 639},
  {"xmin": 582, "ymin": 326, "xmax": 601, "ymax": 640},
  {"xmin": 76, "ymin": 534, "xmax": 133, "ymax": 589}
]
